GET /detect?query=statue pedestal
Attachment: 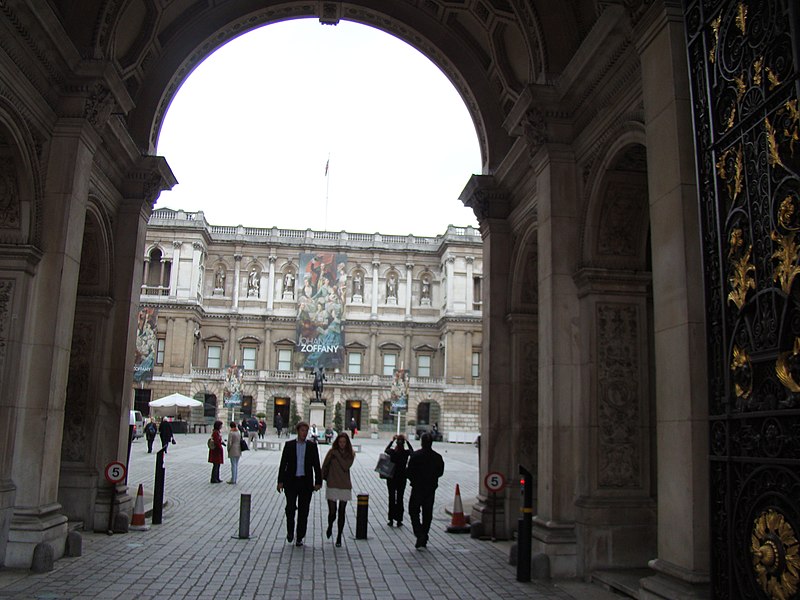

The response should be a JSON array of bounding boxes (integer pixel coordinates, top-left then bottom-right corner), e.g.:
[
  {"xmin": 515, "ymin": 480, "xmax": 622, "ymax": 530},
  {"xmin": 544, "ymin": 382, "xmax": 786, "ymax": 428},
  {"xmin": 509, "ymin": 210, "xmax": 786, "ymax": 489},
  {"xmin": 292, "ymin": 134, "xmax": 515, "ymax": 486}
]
[
  {"xmin": 353, "ymin": 294, "xmax": 363, "ymax": 304},
  {"xmin": 309, "ymin": 401, "xmax": 326, "ymax": 429}
]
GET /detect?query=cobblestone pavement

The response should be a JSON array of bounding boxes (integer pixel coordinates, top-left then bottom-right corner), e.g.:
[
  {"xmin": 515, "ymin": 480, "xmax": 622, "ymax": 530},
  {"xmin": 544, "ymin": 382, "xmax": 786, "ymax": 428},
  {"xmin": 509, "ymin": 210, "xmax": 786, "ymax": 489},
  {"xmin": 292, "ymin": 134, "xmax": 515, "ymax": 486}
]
[{"xmin": 0, "ymin": 432, "xmax": 586, "ymax": 599}]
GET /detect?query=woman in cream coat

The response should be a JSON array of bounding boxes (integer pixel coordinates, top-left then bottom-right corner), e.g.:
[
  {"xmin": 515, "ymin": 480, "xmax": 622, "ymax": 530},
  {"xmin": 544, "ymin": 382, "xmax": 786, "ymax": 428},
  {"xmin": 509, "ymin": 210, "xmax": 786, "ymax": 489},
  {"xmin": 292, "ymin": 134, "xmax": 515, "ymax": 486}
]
[
  {"xmin": 322, "ymin": 432, "xmax": 355, "ymax": 547},
  {"xmin": 226, "ymin": 421, "xmax": 242, "ymax": 484}
]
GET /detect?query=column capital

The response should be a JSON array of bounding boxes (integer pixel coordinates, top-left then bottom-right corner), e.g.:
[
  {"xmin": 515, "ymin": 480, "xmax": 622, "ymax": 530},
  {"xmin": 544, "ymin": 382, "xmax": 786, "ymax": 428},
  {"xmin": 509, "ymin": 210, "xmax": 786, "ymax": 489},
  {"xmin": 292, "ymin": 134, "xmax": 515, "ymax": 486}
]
[
  {"xmin": 405, "ymin": 262, "xmax": 414, "ymax": 271},
  {"xmin": 192, "ymin": 241, "xmax": 204, "ymax": 251},
  {"xmin": 466, "ymin": 255, "xmax": 475, "ymax": 264},
  {"xmin": 459, "ymin": 175, "xmax": 511, "ymax": 225},
  {"xmin": 268, "ymin": 255, "xmax": 277, "ymax": 263},
  {"xmin": 172, "ymin": 240, "xmax": 181, "ymax": 248},
  {"xmin": 234, "ymin": 254, "xmax": 243, "ymax": 262}
]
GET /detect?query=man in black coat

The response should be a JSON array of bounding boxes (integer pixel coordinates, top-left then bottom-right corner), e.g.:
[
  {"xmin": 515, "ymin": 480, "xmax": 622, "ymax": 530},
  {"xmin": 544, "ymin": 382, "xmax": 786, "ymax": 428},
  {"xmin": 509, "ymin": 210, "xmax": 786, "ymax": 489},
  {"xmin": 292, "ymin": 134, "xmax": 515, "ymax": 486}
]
[
  {"xmin": 158, "ymin": 418, "xmax": 174, "ymax": 454},
  {"xmin": 276, "ymin": 421, "xmax": 322, "ymax": 547},
  {"xmin": 406, "ymin": 433, "xmax": 445, "ymax": 549}
]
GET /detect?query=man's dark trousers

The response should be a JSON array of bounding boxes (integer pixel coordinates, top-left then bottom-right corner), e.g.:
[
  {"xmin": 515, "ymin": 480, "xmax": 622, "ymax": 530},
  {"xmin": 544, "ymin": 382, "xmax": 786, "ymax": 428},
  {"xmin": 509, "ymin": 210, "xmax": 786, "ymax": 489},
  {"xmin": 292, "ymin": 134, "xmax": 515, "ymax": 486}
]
[
  {"xmin": 387, "ymin": 478, "xmax": 407, "ymax": 523},
  {"xmin": 409, "ymin": 488, "xmax": 435, "ymax": 540},
  {"xmin": 284, "ymin": 476, "xmax": 313, "ymax": 541}
]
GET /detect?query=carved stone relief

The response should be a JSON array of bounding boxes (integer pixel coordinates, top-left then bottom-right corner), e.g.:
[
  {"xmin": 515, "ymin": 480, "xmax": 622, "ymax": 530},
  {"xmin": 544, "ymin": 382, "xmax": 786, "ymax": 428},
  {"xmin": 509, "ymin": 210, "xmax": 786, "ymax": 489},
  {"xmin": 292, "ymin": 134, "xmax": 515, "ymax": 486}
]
[
  {"xmin": 0, "ymin": 156, "xmax": 21, "ymax": 230},
  {"xmin": 62, "ymin": 323, "xmax": 93, "ymax": 462},
  {"xmin": 597, "ymin": 181, "xmax": 646, "ymax": 257},
  {"xmin": 0, "ymin": 279, "xmax": 14, "ymax": 388},
  {"xmin": 596, "ymin": 302, "xmax": 641, "ymax": 489}
]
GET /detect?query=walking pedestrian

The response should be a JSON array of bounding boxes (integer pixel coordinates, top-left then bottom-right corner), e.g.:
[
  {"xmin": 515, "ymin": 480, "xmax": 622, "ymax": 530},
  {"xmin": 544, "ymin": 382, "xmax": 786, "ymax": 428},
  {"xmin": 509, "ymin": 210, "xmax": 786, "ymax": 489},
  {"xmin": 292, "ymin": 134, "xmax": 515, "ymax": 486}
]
[
  {"xmin": 208, "ymin": 420, "xmax": 225, "ymax": 483},
  {"xmin": 407, "ymin": 432, "xmax": 444, "ymax": 549},
  {"xmin": 276, "ymin": 413, "xmax": 284, "ymax": 438},
  {"xmin": 276, "ymin": 421, "xmax": 322, "ymax": 547},
  {"xmin": 258, "ymin": 418, "xmax": 267, "ymax": 439},
  {"xmin": 226, "ymin": 421, "xmax": 242, "ymax": 484},
  {"xmin": 384, "ymin": 434, "xmax": 413, "ymax": 527},
  {"xmin": 322, "ymin": 432, "xmax": 356, "ymax": 547},
  {"xmin": 349, "ymin": 417, "xmax": 357, "ymax": 438},
  {"xmin": 144, "ymin": 418, "xmax": 157, "ymax": 453},
  {"xmin": 158, "ymin": 418, "xmax": 175, "ymax": 453}
]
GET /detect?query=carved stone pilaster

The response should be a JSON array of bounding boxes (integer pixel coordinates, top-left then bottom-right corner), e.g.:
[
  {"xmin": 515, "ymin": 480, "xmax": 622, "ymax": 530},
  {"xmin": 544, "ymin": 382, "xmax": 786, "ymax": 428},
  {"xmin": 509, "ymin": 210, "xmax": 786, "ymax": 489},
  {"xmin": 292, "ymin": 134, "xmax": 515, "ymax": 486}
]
[{"xmin": 459, "ymin": 175, "xmax": 510, "ymax": 228}]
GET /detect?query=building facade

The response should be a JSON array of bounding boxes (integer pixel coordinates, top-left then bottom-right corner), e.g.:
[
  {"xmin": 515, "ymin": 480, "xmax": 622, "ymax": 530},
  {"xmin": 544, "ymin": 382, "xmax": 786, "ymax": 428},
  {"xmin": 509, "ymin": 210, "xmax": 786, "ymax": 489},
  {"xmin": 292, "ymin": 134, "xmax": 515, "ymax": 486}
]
[{"xmin": 134, "ymin": 209, "xmax": 483, "ymax": 437}]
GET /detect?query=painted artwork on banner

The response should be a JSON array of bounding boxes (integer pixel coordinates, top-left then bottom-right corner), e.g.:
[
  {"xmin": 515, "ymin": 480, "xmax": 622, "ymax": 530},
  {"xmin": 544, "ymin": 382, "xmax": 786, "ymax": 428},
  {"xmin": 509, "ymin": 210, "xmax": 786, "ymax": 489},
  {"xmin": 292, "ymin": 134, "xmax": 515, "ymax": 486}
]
[
  {"xmin": 390, "ymin": 368, "xmax": 410, "ymax": 412},
  {"xmin": 133, "ymin": 307, "xmax": 157, "ymax": 383},
  {"xmin": 296, "ymin": 252, "xmax": 347, "ymax": 370},
  {"xmin": 223, "ymin": 364, "xmax": 243, "ymax": 407}
]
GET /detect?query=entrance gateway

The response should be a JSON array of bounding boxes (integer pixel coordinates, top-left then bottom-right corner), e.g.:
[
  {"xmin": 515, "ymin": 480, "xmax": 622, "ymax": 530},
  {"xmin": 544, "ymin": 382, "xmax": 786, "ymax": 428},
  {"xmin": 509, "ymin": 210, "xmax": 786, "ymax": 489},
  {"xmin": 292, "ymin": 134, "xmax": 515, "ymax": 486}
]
[{"xmin": 0, "ymin": 3, "xmax": 796, "ymax": 598}]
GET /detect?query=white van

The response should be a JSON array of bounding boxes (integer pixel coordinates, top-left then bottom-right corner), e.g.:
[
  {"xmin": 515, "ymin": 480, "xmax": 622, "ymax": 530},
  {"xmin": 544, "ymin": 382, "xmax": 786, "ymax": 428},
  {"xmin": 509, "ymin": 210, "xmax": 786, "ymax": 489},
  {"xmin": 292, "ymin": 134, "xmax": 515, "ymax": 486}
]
[{"xmin": 130, "ymin": 410, "xmax": 144, "ymax": 439}]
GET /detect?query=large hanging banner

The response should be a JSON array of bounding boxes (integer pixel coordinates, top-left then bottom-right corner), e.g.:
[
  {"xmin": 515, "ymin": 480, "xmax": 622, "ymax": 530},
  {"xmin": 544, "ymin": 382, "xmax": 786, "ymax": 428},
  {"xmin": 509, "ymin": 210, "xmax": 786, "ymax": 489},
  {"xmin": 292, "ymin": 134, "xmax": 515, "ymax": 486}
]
[
  {"xmin": 223, "ymin": 364, "xmax": 243, "ymax": 407},
  {"xmin": 296, "ymin": 252, "xmax": 347, "ymax": 370},
  {"xmin": 133, "ymin": 306, "xmax": 157, "ymax": 383},
  {"xmin": 390, "ymin": 368, "xmax": 409, "ymax": 412}
]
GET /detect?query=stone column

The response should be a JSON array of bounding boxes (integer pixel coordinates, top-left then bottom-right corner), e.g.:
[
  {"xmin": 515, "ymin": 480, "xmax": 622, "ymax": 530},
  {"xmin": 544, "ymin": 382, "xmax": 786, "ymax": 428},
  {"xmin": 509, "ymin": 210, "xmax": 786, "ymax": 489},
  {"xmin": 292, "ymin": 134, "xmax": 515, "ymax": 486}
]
[
  {"xmin": 190, "ymin": 242, "xmax": 203, "ymax": 298},
  {"xmin": 158, "ymin": 258, "xmax": 166, "ymax": 288},
  {"xmin": 445, "ymin": 257, "xmax": 455, "ymax": 312},
  {"xmin": 165, "ymin": 317, "xmax": 175, "ymax": 368},
  {"xmin": 530, "ymin": 146, "xmax": 581, "ymax": 576},
  {"xmin": 169, "ymin": 241, "xmax": 181, "ymax": 298},
  {"xmin": 465, "ymin": 330, "xmax": 473, "ymax": 380},
  {"xmin": 232, "ymin": 254, "xmax": 242, "ymax": 310},
  {"xmin": 184, "ymin": 318, "xmax": 195, "ymax": 374},
  {"xmin": 228, "ymin": 322, "xmax": 237, "ymax": 366},
  {"xmin": 459, "ymin": 176, "xmax": 514, "ymax": 539},
  {"xmin": 6, "ymin": 119, "xmax": 97, "ymax": 567},
  {"xmin": 635, "ymin": 1, "xmax": 709, "ymax": 597},
  {"xmin": 466, "ymin": 256, "xmax": 475, "ymax": 310},
  {"xmin": 369, "ymin": 327, "xmax": 378, "ymax": 375},
  {"xmin": 404, "ymin": 332, "xmax": 412, "ymax": 374},
  {"xmin": 405, "ymin": 262, "xmax": 413, "ymax": 317},
  {"xmin": 371, "ymin": 259, "xmax": 379, "ymax": 316},
  {"xmin": 267, "ymin": 255, "xmax": 276, "ymax": 313},
  {"xmin": 142, "ymin": 257, "xmax": 150, "ymax": 290}
]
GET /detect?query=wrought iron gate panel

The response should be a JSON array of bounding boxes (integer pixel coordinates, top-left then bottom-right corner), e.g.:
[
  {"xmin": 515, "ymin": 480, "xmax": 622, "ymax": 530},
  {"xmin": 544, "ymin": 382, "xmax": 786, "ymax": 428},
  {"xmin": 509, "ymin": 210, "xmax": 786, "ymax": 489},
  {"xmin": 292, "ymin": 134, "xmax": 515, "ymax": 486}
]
[{"xmin": 684, "ymin": 0, "xmax": 800, "ymax": 598}]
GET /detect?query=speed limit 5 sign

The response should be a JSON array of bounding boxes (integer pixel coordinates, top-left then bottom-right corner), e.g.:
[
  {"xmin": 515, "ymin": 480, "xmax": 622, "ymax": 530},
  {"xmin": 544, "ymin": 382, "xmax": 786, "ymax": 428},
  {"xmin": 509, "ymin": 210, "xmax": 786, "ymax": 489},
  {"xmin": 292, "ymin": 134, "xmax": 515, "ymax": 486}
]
[
  {"xmin": 484, "ymin": 471, "xmax": 506, "ymax": 493},
  {"xmin": 104, "ymin": 461, "xmax": 126, "ymax": 484}
]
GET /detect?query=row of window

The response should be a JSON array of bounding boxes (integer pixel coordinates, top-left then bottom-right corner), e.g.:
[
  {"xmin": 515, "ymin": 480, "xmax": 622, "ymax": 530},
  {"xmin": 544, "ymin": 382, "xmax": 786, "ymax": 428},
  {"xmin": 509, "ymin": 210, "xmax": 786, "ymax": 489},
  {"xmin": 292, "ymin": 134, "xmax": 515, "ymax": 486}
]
[{"xmin": 162, "ymin": 341, "xmax": 480, "ymax": 378}]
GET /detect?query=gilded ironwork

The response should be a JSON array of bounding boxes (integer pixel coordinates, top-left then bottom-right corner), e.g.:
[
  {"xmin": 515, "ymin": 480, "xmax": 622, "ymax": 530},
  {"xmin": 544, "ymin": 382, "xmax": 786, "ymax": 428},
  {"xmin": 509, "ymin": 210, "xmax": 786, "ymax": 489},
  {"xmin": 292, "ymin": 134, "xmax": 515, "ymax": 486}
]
[
  {"xmin": 776, "ymin": 338, "xmax": 800, "ymax": 393},
  {"xmin": 778, "ymin": 196, "xmax": 800, "ymax": 231},
  {"xmin": 736, "ymin": 2, "xmax": 747, "ymax": 35},
  {"xmin": 783, "ymin": 99, "xmax": 799, "ymax": 156},
  {"xmin": 731, "ymin": 344, "xmax": 753, "ymax": 400},
  {"xmin": 686, "ymin": 0, "xmax": 800, "ymax": 595},
  {"xmin": 728, "ymin": 229, "xmax": 756, "ymax": 309},
  {"xmin": 717, "ymin": 146, "xmax": 744, "ymax": 201},
  {"xmin": 710, "ymin": 15, "xmax": 721, "ymax": 64},
  {"xmin": 751, "ymin": 509, "xmax": 800, "ymax": 600},
  {"xmin": 771, "ymin": 229, "xmax": 800, "ymax": 294}
]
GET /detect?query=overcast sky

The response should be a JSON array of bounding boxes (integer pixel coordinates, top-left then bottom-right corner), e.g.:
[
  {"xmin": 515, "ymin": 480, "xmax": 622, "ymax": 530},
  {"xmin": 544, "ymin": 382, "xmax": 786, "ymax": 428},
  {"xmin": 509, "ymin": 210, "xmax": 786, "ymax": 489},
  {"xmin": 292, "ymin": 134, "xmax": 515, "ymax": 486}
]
[{"xmin": 155, "ymin": 19, "xmax": 482, "ymax": 237}]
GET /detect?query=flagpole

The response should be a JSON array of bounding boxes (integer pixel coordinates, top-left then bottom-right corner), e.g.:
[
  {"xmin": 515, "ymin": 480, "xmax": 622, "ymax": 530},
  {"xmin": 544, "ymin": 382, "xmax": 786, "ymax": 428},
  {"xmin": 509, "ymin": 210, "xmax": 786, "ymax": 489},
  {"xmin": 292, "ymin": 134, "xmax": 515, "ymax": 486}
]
[{"xmin": 324, "ymin": 153, "xmax": 330, "ymax": 231}]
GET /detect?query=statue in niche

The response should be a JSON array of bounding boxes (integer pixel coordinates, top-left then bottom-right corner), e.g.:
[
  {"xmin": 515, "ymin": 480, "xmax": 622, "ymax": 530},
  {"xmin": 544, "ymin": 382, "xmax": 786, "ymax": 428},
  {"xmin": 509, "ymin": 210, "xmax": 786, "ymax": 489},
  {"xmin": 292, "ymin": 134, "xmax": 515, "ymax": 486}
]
[
  {"xmin": 248, "ymin": 268, "xmax": 260, "ymax": 297},
  {"xmin": 353, "ymin": 272, "xmax": 363, "ymax": 299},
  {"xmin": 214, "ymin": 266, "xmax": 226, "ymax": 290},
  {"xmin": 312, "ymin": 366, "xmax": 326, "ymax": 403},
  {"xmin": 386, "ymin": 273, "xmax": 397, "ymax": 301},
  {"xmin": 284, "ymin": 271, "xmax": 295, "ymax": 294},
  {"xmin": 421, "ymin": 275, "xmax": 431, "ymax": 305}
]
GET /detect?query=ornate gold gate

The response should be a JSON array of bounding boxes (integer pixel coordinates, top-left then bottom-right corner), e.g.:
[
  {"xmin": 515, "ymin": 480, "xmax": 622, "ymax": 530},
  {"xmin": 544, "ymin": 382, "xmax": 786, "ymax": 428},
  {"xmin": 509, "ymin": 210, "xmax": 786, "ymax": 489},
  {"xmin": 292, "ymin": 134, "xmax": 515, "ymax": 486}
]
[{"xmin": 685, "ymin": 0, "xmax": 800, "ymax": 598}]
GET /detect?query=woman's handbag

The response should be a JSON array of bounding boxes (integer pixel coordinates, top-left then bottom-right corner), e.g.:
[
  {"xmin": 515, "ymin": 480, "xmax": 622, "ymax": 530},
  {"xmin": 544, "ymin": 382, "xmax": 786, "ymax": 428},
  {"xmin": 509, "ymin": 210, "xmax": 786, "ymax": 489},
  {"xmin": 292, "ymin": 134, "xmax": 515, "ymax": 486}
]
[
  {"xmin": 240, "ymin": 438, "xmax": 249, "ymax": 451},
  {"xmin": 207, "ymin": 437, "xmax": 215, "ymax": 450},
  {"xmin": 374, "ymin": 452, "xmax": 395, "ymax": 479}
]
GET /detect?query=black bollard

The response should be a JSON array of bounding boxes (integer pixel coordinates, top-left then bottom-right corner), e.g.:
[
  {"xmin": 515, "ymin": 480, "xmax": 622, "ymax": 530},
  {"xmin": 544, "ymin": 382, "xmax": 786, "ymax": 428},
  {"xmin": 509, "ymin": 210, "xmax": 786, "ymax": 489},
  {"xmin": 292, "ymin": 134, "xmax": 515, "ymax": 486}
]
[
  {"xmin": 238, "ymin": 494, "xmax": 251, "ymax": 539},
  {"xmin": 516, "ymin": 465, "xmax": 533, "ymax": 582},
  {"xmin": 152, "ymin": 449, "xmax": 165, "ymax": 524},
  {"xmin": 355, "ymin": 493, "xmax": 369, "ymax": 539}
]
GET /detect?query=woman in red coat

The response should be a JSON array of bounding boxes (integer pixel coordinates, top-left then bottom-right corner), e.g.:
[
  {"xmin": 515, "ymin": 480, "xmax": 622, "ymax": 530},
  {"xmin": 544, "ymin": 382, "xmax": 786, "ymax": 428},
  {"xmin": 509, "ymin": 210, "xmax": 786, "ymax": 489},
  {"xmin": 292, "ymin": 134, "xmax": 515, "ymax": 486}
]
[{"xmin": 208, "ymin": 420, "xmax": 225, "ymax": 483}]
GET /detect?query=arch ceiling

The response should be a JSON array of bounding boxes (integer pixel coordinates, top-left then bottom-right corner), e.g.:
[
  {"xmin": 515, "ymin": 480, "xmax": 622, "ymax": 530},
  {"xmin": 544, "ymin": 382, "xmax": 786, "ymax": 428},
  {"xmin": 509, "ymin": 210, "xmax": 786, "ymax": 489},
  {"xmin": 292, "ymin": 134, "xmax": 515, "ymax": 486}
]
[{"xmin": 47, "ymin": 0, "xmax": 597, "ymax": 170}]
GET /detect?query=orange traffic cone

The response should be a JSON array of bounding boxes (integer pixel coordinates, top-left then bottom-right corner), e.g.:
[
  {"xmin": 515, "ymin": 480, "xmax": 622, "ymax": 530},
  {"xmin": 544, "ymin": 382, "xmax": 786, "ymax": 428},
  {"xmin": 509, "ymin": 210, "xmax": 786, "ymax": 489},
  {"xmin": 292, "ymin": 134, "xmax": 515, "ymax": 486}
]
[
  {"xmin": 130, "ymin": 483, "xmax": 149, "ymax": 531},
  {"xmin": 446, "ymin": 484, "xmax": 470, "ymax": 533}
]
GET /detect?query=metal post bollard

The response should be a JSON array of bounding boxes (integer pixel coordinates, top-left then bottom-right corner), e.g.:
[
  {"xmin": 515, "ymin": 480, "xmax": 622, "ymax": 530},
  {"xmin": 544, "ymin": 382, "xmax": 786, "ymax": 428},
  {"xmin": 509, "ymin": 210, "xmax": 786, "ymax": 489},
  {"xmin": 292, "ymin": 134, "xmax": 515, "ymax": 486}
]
[
  {"xmin": 238, "ymin": 494, "xmax": 251, "ymax": 539},
  {"xmin": 152, "ymin": 449, "xmax": 165, "ymax": 525},
  {"xmin": 517, "ymin": 465, "xmax": 533, "ymax": 582},
  {"xmin": 356, "ymin": 493, "xmax": 369, "ymax": 539}
]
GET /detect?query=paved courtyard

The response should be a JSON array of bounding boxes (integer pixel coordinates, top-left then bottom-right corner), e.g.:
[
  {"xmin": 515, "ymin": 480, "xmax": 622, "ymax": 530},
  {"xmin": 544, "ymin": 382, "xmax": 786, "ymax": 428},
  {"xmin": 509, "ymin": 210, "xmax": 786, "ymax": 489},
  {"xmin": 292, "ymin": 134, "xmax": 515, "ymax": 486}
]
[{"xmin": 0, "ymin": 431, "xmax": 607, "ymax": 599}]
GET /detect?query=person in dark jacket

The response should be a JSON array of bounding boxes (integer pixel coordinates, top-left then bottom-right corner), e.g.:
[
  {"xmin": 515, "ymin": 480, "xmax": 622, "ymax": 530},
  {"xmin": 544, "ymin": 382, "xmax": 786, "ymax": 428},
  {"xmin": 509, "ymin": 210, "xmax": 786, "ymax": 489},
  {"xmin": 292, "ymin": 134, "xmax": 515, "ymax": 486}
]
[
  {"xmin": 275, "ymin": 413, "xmax": 284, "ymax": 437},
  {"xmin": 158, "ymin": 418, "xmax": 175, "ymax": 453},
  {"xmin": 144, "ymin": 419, "xmax": 158, "ymax": 453},
  {"xmin": 276, "ymin": 421, "xmax": 322, "ymax": 546},
  {"xmin": 406, "ymin": 433, "xmax": 444, "ymax": 549},
  {"xmin": 208, "ymin": 420, "xmax": 225, "ymax": 483},
  {"xmin": 384, "ymin": 434, "xmax": 413, "ymax": 527}
]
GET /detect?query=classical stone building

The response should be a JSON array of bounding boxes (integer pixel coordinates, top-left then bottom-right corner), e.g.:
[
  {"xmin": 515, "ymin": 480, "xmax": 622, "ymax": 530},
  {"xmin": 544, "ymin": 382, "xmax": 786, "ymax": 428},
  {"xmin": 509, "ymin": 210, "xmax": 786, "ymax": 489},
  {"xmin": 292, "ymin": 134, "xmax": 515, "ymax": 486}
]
[
  {"xmin": 1, "ymin": 2, "xmax": 798, "ymax": 599},
  {"xmin": 134, "ymin": 208, "xmax": 483, "ymax": 437}
]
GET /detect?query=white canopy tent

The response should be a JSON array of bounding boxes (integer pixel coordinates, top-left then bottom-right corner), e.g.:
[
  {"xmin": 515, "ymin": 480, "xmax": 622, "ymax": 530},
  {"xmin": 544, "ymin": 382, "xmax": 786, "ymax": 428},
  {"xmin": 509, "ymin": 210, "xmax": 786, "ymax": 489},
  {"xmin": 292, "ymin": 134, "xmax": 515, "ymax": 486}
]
[{"xmin": 149, "ymin": 393, "xmax": 203, "ymax": 418}]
